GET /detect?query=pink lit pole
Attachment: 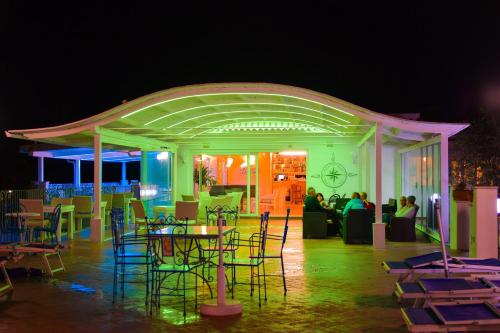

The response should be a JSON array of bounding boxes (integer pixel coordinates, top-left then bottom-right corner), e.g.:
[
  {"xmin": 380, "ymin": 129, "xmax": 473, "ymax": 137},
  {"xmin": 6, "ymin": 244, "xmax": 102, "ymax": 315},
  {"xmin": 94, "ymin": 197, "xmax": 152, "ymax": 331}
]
[{"xmin": 200, "ymin": 208, "xmax": 242, "ymax": 316}]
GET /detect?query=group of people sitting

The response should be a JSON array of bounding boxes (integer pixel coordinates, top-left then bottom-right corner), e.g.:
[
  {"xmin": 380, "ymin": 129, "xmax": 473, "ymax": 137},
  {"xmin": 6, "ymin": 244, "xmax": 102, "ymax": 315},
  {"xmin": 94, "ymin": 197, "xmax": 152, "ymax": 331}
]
[
  {"xmin": 304, "ymin": 187, "xmax": 418, "ymax": 220},
  {"xmin": 304, "ymin": 187, "xmax": 375, "ymax": 219},
  {"xmin": 394, "ymin": 195, "xmax": 417, "ymax": 219}
]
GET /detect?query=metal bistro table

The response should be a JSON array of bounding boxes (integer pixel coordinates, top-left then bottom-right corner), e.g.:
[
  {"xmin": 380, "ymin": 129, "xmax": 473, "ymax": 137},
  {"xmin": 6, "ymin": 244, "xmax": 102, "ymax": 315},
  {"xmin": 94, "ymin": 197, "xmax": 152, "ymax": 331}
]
[{"xmin": 148, "ymin": 225, "xmax": 236, "ymax": 299}]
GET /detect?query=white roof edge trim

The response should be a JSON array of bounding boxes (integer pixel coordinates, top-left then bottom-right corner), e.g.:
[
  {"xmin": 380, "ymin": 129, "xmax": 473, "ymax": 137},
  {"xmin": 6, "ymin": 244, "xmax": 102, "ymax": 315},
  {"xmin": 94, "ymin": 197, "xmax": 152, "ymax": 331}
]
[{"xmin": 5, "ymin": 83, "xmax": 470, "ymax": 138}]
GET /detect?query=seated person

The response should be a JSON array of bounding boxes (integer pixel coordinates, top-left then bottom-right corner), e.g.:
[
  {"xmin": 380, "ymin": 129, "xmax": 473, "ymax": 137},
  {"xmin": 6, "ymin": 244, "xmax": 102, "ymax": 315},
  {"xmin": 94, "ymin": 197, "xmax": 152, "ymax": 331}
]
[
  {"xmin": 360, "ymin": 192, "xmax": 375, "ymax": 210},
  {"xmin": 395, "ymin": 195, "xmax": 417, "ymax": 218},
  {"xmin": 342, "ymin": 192, "xmax": 365, "ymax": 217},
  {"xmin": 305, "ymin": 187, "xmax": 336, "ymax": 224},
  {"xmin": 316, "ymin": 192, "xmax": 330, "ymax": 208},
  {"xmin": 304, "ymin": 187, "xmax": 323, "ymax": 212}
]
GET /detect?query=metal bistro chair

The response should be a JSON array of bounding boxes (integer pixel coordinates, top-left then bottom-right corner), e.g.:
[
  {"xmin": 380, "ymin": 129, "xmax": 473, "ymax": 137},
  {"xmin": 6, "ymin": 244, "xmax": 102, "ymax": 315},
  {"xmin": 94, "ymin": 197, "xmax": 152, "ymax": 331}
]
[
  {"xmin": 261, "ymin": 207, "xmax": 289, "ymax": 296},
  {"xmin": 147, "ymin": 216, "xmax": 203, "ymax": 317},
  {"xmin": 202, "ymin": 206, "xmax": 239, "ymax": 281},
  {"xmin": 225, "ymin": 211, "xmax": 269, "ymax": 307},
  {"xmin": 32, "ymin": 204, "xmax": 61, "ymax": 244},
  {"xmin": 110, "ymin": 208, "xmax": 150, "ymax": 304}
]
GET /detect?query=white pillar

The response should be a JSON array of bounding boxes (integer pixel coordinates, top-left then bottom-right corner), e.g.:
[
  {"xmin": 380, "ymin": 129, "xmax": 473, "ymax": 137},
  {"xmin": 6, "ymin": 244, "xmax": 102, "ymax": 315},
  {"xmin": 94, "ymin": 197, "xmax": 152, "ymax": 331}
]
[
  {"xmin": 121, "ymin": 162, "xmax": 127, "ymax": 186},
  {"xmin": 373, "ymin": 123, "xmax": 385, "ymax": 248},
  {"xmin": 364, "ymin": 142, "xmax": 371, "ymax": 195},
  {"xmin": 91, "ymin": 131, "xmax": 104, "ymax": 243},
  {"xmin": 357, "ymin": 146, "xmax": 363, "ymax": 191},
  {"xmin": 74, "ymin": 160, "xmax": 81, "ymax": 188},
  {"xmin": 37, "ymin": 157, "xmax": 44, "ymax": 183},
  {"xmin": 172, "ymin": 152, "xmax": 178, "ymax": 203},
  {"xmin": 470, "ymin": 186, "xmax": 498, "ymax": 258},
  {"xmin": 246, "ymin": 154, "xmax": 251, "ymax": 214},
  {"xmin": 255, "ymin": 153, "xmax": 259, "ymax": 214},
  {"xmin": 440, "ymin": 134, "xmax": 450, "ymax": 243}
]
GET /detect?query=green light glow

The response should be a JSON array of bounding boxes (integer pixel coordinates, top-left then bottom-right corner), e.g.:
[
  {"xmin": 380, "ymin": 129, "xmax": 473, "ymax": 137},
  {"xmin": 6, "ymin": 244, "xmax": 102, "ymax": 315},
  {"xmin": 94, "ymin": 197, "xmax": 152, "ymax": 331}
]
[
  {"xmin": 208, "ymin": 121, "xmax": 329, "ymax": 133},
  {"xmin": 175, "ymin": 111, "xmax": 346, "ymax": 138},
  {"xmin": 121, "ymin": 92, "xmax": 355, "ymax": 120},
  {"xmin": 176, "ymin": 116, "xmax": 337, "ymax": 135},
  {"xmin": 145, "ymin": 102, "xmax": 350, "ymax": 128}
]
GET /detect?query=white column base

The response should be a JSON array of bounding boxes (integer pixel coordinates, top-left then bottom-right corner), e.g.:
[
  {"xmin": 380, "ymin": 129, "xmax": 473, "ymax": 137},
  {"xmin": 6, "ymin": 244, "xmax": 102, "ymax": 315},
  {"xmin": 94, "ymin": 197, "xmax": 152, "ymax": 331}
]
[
  {"xmin": 90, "ymin": 218, "xmax": 105, "ymax": 243},
  {"xmin": 200, "ymin": 300, "xmax": 242, "ymax": 316},
  {"xmin": 372, "ymin": 223, "xmax": 385, "ymax": 249}
]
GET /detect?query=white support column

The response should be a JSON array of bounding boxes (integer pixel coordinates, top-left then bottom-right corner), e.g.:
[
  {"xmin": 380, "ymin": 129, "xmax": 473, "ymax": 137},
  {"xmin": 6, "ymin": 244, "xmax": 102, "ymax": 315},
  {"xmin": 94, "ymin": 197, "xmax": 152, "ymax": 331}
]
[
  {"xmin": 357, "ymin": 146, "xmax": 363, "ymax": 191},
  {"xmin": 373, "ymin": 123, "xmax": 385, "ymax": 248},
  {"xmin": 364, "ymin": 142, "xmax": 371, "ymax": 194},
  {"xmin": 255, "ymin": 153, "xmax": 259, "ymax": 214},
  {"xmin": 37, "ymin": 157, "xmax": 44, "ymax": 183},
  {"xmin": 91, "ymin": 131, "xmax": 104, "ymax": 243},
  {"xmin": 74, "ymin": 160, "xmax": 81, "ymax": 188},
  {"xmin": 121, "ymin": 162, "xmax": 127, "ymax": 186},
  {"xmin": 172, "ymin": 151, "xmax": 178, "ymax": 203},
  {"xmin": 440, "ymin": 133, "xmax": 450, "ymax": 243},
  {"xmin": 246, "ymin": 154, "xmax": 251, "ymax": 214},
  {"xmin": 395, "ymin": 152, "xmax": 402, "ymax": 201}
]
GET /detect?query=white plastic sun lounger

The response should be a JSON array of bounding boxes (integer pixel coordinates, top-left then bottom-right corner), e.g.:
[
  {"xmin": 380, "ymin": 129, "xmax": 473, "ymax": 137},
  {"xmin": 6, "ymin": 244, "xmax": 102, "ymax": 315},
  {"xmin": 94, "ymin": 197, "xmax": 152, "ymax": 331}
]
[
  {"xmin": 0, "ymin": 242, "xmax": 65, "ymax": 277},
  {"xmin": 402, "ymin": 300, "xmax": 500, "ymax": 332},
  {"xmin": 0, "ymin": 253, "xmax": 23, "ymax": 297},
  {"xmin": 383, "ymin": 252, "xmax": 500, "ymax": 282}
]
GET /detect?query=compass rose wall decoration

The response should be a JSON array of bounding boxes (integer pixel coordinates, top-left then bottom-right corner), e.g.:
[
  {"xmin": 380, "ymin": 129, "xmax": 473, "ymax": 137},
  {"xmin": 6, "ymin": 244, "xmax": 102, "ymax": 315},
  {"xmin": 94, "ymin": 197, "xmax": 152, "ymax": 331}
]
[{"xmin": 318, "ymin": 152, "xmax": 357, "ymax": 193}]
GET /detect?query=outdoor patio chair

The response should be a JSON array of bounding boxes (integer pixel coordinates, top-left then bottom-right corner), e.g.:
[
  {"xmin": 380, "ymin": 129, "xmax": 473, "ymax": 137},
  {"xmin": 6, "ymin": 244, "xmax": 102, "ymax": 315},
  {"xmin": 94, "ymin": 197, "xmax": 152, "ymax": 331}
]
[
  {"xmin": 147, "ymin": 216, "xmax": 203, "ymax": 317},
  {"xmin": 206, "ymin": 196, "xmax": 233, "ymax": 225},
  {"xmin": 51, "ymin": 197, "xmax": 73, "ymax": 232},
  {"xmin": 130, "ymin": 200, "xmax": 148, "ymax": 236},
  {"xmin": 197, "ymin": 191, "xmax": 212, "ymax": 222},
  {"xmin": 227, "ymin": 191, "xmax": 243, "ymax": 212},
  {"xmin": 32, "ymin": 204, "xmax": 61, "ymax": 244},
  {"xmin": 19, "ymin": 199, "xmax": 48, "ymax": 241},
  {"xmin": 73, "ymin": 196, "xmax": 93, "ymax": 231},
  {"xmin": 302, "ymin": 211, "xmax": 327, "ymax": 238},
  {"xmin": 101, "ymin": 193, "xmax": 113, "ymax": 226},
  {"xmin": 387, "ymin": 205, "xmax": 419, "ymax": 242},
  {"xmin": 224, "ymin": 212, "xmax": 269, "ymax": 307},
  {"xmin": 110, "ymin": 208, "xmax": 150, "ymax": 304},
  {"xmin": 402, "ymin": 300, "xmax": 500, "ymax": 332},
  {"xmin": 260, "ymin": 208, "xmax": 289, "ymax": 296},
  {"xmin": 181, "ymin": 194, "xmax": 195, "ymax": 201},
  {"xmin": 112, "ymin": 193, "xmax": 128, "ymax": 223},
  {"xmin": 340, "ymin": 209, "xmax": 374, "ymax": 244},
  {"xmin": 175, "ymin": 201, "xmax": 198, "ymax": 223}
]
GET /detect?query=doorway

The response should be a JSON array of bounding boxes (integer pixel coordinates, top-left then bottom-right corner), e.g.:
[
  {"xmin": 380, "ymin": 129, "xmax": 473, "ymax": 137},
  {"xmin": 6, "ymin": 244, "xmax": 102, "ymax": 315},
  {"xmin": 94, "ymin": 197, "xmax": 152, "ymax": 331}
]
[{"xmin": 193, "ymin": 151, "xmax": 306, "ymax": 217}]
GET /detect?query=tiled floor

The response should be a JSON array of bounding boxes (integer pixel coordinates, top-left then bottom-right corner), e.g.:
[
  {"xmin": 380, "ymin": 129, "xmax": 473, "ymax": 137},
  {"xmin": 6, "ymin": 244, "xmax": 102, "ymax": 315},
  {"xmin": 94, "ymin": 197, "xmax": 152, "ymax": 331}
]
[{"xmin": 0, "ymin": 219, "xmax": 446, "ymax": 333}]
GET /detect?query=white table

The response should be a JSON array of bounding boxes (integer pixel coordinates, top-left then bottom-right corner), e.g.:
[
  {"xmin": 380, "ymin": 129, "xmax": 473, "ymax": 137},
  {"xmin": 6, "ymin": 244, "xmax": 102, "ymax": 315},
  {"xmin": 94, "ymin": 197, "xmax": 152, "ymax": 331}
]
[{"xmin": 5, "ymin": 212, "xmax": 41, "ymax": 241}]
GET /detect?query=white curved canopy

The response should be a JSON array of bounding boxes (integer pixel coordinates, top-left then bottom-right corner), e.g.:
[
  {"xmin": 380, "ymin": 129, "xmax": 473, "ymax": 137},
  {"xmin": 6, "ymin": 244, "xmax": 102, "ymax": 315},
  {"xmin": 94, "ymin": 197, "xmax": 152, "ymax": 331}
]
[{"xmin": 5, "ymin": 83, "xmax": 468, "ymax": 150}]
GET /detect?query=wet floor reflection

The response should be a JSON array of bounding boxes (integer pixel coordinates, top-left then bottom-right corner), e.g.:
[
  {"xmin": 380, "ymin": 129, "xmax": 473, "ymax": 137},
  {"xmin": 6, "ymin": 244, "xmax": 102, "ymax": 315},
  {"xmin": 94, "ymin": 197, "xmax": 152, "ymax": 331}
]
[{"xmin": 0, "ymin": 218, "xmax": 443, "ymax": 332}]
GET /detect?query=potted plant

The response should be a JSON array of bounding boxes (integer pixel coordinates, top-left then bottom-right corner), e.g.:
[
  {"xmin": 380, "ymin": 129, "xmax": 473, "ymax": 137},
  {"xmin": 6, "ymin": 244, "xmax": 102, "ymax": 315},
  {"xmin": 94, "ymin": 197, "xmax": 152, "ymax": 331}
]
[
  {"xmin": 193, "ymin": 165, "xmax": 216, "ymax": 191},
  {"xmin": 452, "ymin": 182, "xmax": 473, "ymax": 202}
]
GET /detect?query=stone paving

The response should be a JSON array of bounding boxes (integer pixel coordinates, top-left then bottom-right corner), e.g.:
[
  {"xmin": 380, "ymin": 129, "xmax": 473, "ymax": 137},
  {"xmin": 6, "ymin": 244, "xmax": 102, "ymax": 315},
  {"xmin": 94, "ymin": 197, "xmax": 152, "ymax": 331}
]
[{"xmin": 0, "ymin": 218, "xmax": 445, "ymax": 333}]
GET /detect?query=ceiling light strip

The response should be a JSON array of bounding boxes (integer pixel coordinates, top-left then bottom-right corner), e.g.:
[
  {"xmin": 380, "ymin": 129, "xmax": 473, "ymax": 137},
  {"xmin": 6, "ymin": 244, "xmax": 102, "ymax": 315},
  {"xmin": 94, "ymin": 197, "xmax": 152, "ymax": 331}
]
[{"xmin": 122, "ymin": 92, "xmax": 355, "ymax": 120}]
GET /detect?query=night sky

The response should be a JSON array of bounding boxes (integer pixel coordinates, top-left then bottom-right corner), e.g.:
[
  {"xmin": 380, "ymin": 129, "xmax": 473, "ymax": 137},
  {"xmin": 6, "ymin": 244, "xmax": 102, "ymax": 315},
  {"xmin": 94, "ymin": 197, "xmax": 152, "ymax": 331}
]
[{"xmin": 1, "ymin": 2, "xmax": 500, "ymax": 188}]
